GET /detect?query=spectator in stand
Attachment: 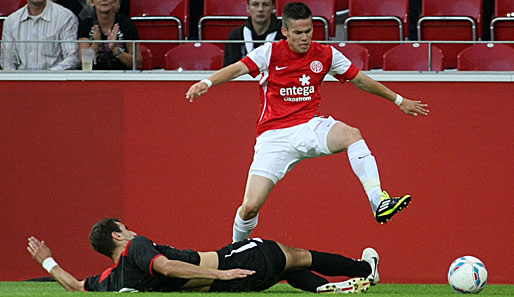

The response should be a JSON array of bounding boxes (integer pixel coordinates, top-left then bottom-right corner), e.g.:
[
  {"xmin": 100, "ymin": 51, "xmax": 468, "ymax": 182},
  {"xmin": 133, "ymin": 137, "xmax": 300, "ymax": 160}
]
[
  {"xmin": 1, "ymin": 0, "xmax": 79, "ymax": 70},
  {"xmin": 78, "ymin": 0, "xmax": 141, "ymax": 70},
  {"xmin": 223, "ymin": 0, "xmax": 285, "ymax": 67},
  {"xmin": 53, "ymin": 0, "xmax": 128, "ymax": 20}
]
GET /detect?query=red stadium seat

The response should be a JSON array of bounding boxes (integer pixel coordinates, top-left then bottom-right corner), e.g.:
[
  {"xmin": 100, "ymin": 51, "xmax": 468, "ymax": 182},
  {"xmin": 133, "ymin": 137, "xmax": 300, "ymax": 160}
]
[
  {"xmin": 383, "ymin": 43, "xmax": 444, "ymax": 71},
  {"xmin": 417, "ymin": 0, "xmax": 482, "ymax": 69},
  {"xmin": 0, "ymin": 0, "xmax": 24, "ymax": 16},
  {"xmin": 490, "ymin": 0, "xmax": 514, "ymax": 46},
  {"xmin": 332, "ymin": 43, "xmax": 370, "ymax": 71},
  {"xmin": 494, "ymin": 0, "xmax": 514, "ymax": 17},
  {"xmin": 0, "ymin": 0, "xmax": 25, "ymax": 39},
  {"xmin": 139, "ymin": 44, "xmax": 153, "ymax": 70},
  {"xmin": 130, "ymin": 0, "xmax": 189, "ymax": 68},
  {"xmin": 130, "ymin": 0, "xmax": 189, "ymax": 36},
  {"xmin": 199, "ymin": 0, "xmax": 335, "ymax": 46},
  {"xmin": 344, "ymin": 0, "xmax": 409, "ymax": 69},
  {"xmin": 276, "ymin": 0, "xmax": 336, "ymax": 40},
  {"xmin": 198, "ymin": 0, "xmax": 248, "ymax": 48},
  {"xmin": 203, "ymin": 0, "xmax": 248, "ymax": 16},
  {"xmin": 164, "ymin": 43, "xmax": 224, "ymax": 70},
  {"xmin": 457, "ymin": 43, "xmax": 514, "ymax": 71}
]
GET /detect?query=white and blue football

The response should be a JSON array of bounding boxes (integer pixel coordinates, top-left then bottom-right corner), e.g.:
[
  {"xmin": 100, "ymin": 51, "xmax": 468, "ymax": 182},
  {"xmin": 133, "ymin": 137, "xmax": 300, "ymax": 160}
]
[{"xmin": 448, "ymin": 256, "xmax": 488, "ymax": 294}]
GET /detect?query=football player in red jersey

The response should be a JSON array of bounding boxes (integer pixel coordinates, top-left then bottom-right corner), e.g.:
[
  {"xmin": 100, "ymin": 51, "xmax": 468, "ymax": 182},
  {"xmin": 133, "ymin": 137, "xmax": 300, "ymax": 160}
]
[{"xmin": 186, "ymin": 2, "xmax": 429, "ymax": 242}]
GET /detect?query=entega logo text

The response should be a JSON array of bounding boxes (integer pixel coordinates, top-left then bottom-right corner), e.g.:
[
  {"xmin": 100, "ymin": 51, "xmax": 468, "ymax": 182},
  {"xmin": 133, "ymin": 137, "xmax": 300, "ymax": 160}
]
[
  {"xmin": 280, "ymin": 74, "xmax": 315, "ymax": 102},
  {"xmin": 279, "ymin": 85, "xmax": 315, "ymax": 96}
]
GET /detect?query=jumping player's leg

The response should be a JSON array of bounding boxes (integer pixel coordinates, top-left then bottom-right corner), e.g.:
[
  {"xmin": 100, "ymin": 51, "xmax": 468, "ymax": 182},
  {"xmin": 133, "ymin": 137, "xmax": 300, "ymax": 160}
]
[
  {"xmin": 327, "ymin": 122, "xmax": 411, "ymax": 223},
  {"xmin": 327, "ymin": 122, "xmax": 383, "ymax": 211},
  {"xmin": 233, "ymin": 125, "xmax": 303, "ymax": 242},
  {"xmin": 232, "ymin": 174, "xmax": 274, "ymax": 242}
]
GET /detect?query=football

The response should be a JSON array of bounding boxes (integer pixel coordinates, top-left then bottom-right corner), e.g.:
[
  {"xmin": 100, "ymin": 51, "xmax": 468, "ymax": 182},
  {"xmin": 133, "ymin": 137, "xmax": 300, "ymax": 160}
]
[{"xmin": 448, "ymin": 256, "xmax": 488, "ymax": 294}]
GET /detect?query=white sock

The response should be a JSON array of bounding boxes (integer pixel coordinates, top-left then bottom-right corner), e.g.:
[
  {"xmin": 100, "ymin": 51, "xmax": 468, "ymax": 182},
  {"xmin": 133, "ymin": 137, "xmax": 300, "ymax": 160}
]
[
  {"xmin": 232, "ymin": 207, "xmax": 259, "ymax": 242},
  {"xmin": 347, "ymin": 140, "xmax": 383, "ymax": 213}
]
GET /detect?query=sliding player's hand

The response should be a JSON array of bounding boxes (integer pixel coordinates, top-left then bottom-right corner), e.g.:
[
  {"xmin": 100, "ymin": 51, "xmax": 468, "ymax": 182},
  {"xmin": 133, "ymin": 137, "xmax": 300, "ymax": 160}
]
[
  {"xmin": 27, "ymin": 236, "xmax": 52, "ymax": 264},
  {"xmin": 399, "ymin": 98, "xmax": 429, "ymax": 117},
  {"xmin": 217, "ymin": 268, "xmax": 255, "ymax": 280}
]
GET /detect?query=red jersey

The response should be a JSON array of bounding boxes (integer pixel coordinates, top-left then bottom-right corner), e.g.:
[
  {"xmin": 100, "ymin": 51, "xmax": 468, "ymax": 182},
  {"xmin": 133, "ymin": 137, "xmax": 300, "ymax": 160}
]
[{"xmin": 241, "ymin": 39, "xmax": 359, "ymax": 136}]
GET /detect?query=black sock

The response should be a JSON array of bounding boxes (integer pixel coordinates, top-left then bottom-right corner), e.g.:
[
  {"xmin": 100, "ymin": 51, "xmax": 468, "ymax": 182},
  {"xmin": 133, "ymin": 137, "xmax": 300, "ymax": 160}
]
[
  {"xmin": 309, "ymin": 250, "xmax": 371, "ymax": 277},
  {"xmin": 284, "ymin": 269, "xmax": 328, "ymax": 292}
]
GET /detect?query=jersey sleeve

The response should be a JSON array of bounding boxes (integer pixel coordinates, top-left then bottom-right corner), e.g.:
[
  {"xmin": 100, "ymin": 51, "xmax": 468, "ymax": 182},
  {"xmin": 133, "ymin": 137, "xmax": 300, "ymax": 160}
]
[
  {"xmin": 241, "ymin": 42, "xmax": 272, "ymax": 77},
  {"xmin": 128, "ymin": 236, "xmax": 165, "ymax": 276},
  {"xmin": 84, "ymin": 274, "xmax": 101, "ymax": 291},
  {"xmin": 329, "ymin": 46, "xmax": 360, "ymax": 82}
]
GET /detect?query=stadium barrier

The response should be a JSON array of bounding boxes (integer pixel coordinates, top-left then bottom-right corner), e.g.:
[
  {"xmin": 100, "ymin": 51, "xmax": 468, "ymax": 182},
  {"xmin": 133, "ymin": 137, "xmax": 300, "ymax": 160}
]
[{"xmin": 1, "ymin": 67, "xmax": 513, "ymax": 284}]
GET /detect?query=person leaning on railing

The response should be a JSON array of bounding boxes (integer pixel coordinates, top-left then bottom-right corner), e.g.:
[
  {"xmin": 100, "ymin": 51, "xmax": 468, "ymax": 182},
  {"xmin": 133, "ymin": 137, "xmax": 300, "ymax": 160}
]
[{"xmin": 78, "ymin": 0, "xmax": 142, "ymax": 70}]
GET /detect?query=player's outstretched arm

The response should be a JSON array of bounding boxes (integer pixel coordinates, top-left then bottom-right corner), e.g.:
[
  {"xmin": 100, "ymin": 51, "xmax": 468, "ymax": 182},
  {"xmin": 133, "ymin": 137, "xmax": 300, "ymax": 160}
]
[
  {"xmin": 350, "ymin": 72, "xmax": 429, "ymax": 117},
  {"xmin": 186, "ymin": 61, "xmax": 250, "ymax": 103},
  {"xmin": 27, "ymin": 236, "xmax": 85, "ymax": 292},
  {"xmin": 152, "ymin": 256, "xmax": 255, "ymax": 280}
]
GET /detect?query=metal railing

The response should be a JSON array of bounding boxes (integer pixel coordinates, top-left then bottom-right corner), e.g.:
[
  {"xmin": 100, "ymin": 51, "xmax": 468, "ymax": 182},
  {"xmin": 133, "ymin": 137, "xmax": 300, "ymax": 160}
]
[
  {"xmin": 490, "ymin": 17, "xmax": 514, "ymax": 41},
  {"xmin": 2, "ymin": 39, "xmax": 514, "ymax": 72}
]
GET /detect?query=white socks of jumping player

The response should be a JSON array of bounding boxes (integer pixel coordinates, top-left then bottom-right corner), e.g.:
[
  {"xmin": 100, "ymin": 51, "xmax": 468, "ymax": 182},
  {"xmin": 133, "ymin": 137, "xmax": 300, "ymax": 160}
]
[
  {"xmin": 347, "ymin": 140, "xmax": 383, "ymax": 213},
  {"xmin": 232, "ymin": 207, "xmax": 259, "ymax": 242}
]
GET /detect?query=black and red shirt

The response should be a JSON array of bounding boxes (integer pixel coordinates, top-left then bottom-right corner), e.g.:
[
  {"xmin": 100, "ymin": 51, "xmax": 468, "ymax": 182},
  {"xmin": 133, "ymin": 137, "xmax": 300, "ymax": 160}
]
[{"xmin": 84, "ymin": 236, "xmax": 200, "ymax": 292}]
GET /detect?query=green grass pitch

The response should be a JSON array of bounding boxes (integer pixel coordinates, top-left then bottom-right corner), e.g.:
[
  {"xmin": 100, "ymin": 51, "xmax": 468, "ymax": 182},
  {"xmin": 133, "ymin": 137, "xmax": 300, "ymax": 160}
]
[{"xmin": 0, "ymin": 282, "xmax": 513, "ymax": 296}]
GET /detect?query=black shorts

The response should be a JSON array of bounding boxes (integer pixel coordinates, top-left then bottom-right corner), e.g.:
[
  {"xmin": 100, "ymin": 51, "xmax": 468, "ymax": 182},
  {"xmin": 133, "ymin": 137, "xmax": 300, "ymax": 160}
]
[{"xmin": 209, "ymin": 238, "xmax": 286, "ymax": 292}]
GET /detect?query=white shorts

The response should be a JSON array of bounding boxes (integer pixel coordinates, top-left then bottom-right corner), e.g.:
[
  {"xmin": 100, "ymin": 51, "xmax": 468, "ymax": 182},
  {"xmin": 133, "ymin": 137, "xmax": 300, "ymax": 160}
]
[{"xmin": 249, "ymin": 116, "xmax": 339, "ymax": 184}]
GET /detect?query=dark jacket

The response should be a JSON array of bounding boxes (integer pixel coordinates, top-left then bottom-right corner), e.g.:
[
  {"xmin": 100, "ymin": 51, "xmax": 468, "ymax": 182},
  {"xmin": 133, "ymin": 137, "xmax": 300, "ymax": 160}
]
[{"xmin": 223, "ymin": 14, "xmax": 285, "ymax": 67}]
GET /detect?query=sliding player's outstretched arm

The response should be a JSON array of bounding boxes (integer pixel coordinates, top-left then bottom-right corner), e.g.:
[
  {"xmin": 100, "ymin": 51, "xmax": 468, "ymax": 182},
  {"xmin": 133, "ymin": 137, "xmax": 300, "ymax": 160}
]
[
  {"xmin": 186, "ymin": 61, "xmax": 250, "ymax": 102},
  {"xmin": 152, "ymin": 256, "xmax": 255, "ymax": 280},
  {"xmin": 27, "ymin": 236, "xmax": 85, "ymax": 292}
]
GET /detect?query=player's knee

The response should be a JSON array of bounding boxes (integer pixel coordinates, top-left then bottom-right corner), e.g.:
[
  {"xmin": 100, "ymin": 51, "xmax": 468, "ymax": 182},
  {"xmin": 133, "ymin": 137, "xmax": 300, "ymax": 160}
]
[
  {"xmin": 279, "ymin": 244, "xmax": 312, "ymax": 271},
  {"xmin": 240, "ymin": 204, "xmax": 260, "ymax": 220},
  {"xmin": 329, "ymin": 124, "xmax": 363, "ymax": 152},
  {"xmin": 345, "ymin": 126, "xmax": 363, "ymax": 143}
]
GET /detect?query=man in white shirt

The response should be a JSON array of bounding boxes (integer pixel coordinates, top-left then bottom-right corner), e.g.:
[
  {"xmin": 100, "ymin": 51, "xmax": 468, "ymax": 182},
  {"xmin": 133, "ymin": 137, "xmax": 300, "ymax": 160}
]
[{"xmin": 1, "ymin": 0, "xmax": 79, "ymax": 70}]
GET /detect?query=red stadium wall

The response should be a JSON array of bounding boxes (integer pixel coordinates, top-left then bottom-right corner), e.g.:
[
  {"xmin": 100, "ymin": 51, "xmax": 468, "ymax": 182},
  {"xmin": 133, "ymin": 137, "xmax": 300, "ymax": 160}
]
[{"xmin": 1, "ymin": 79, "xmax": 513, "ymax": 284}]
